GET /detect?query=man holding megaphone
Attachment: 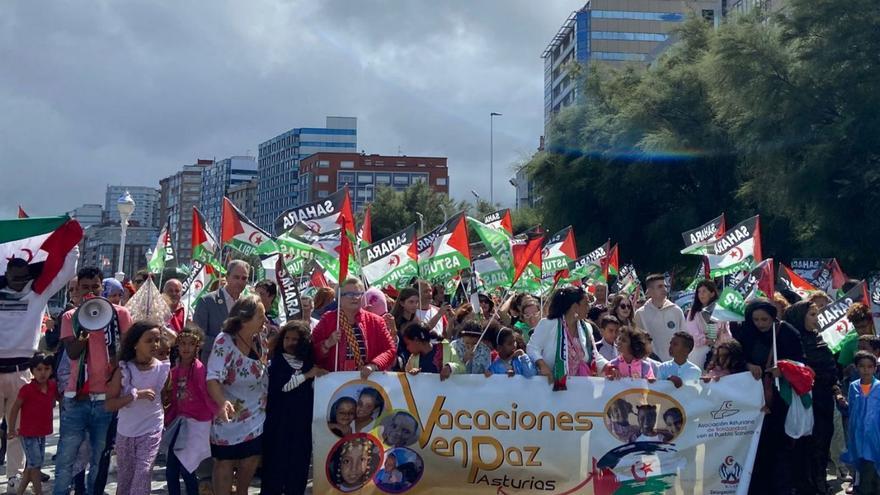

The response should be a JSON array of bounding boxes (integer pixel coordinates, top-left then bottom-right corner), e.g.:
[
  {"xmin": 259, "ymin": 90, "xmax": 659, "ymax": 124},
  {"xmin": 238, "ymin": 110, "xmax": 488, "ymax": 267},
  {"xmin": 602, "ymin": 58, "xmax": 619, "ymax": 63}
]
[{"xmin": 53, "ymin": 266, "xmax": 132, "ymax": 495}]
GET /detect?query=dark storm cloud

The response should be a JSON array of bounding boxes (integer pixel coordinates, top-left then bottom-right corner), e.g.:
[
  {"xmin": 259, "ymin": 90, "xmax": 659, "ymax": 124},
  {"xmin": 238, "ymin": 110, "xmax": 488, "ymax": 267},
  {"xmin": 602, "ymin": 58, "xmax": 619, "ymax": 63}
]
[{"xmin": 0, "ymin": 0, "xmax": 585, "ymax": 218}]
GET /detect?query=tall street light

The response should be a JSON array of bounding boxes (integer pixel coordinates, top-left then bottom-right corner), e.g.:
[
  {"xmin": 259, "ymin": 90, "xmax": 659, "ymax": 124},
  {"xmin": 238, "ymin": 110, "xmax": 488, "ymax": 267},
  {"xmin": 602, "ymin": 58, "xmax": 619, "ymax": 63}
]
[
  {"xmin": 490, "ymin": 112, "xmax": 502, "ymax": 205},
  {"xmin": 116, "ymin": 191, "xmax": 136, "ymax": 281}
]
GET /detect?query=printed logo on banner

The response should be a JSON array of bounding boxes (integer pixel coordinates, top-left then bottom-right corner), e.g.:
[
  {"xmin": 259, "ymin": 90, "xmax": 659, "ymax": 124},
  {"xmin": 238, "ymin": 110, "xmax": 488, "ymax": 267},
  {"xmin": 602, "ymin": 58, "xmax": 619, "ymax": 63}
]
[
  {"xmin": 718, "ymin": 456, "xmax": 743, "ymax": 485},
  {"xmin": 710, "ymin": 401, "xmax": 741, "ymax": 420}
]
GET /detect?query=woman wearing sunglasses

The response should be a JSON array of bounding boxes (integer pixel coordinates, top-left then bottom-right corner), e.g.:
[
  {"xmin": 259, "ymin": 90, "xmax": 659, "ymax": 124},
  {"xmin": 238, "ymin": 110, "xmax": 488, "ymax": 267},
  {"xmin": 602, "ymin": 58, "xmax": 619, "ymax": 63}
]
[
  {"xmin": 311, "ymin": 278, "xmax": 397, "ymax": 379},
  {"xmin": 609, "ymin": 294, "xmax": 636, "ymax": 328}
]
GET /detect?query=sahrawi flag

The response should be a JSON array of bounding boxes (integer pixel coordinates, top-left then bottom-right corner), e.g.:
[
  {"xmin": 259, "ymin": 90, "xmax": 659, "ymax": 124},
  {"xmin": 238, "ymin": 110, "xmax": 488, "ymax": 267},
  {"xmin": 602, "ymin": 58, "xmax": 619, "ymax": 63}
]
[
  {"xmin": 777, "ymin": 263, "xmax": 818, "ymax": 299},
  {"xmin": 595, "ymin": 442, "xmax": 685, "ymax": 494},
  {"xmin": 361, "ymin": 224, "xmax": 418, "ymax": 289},
  {"xmin": 817, "ymin": 281, "xmax": 871, "ymax": 353},
  {"xmin": 511, "ymin": 228, "xmax": 544, "ymax": 294},
  {"xmin": 273, "ymin": 187, "xmax": 352, "ymax": 235},
  {"xmin": 357, "ymin": 204, "xmax": 372, "ymax": 249},
  {"xmin": 0, "ymin": 215, "xmax": 83, "ymax": 295},
  {"xmin": 713, "ymin": 259, "xmax": 775, "ymax": 321},
  {"xmin": 147, "ymin": 219, "xmax": 176, "ymax": 274},
  {"xmin": 567, "ymin": 241, "xmax": 610, "ymax": 284},
  {"xmin": 540, "ymin": 226, "xmax": 577, "ymax": 291},
  {"xmin": 483, "ymin": 208, "xmax": 513, "ymax": 237},
  {"xmin": 417, "ymin": 213, "xmax": 471, "ymax": 281},
  {"xmin": 221, "ymin": 197, "xmax": 272, "ymax": 257},
  {"xmin": 467, "ymin": 215, "xmax": 514, "ymax": 279},
  {"xmin": 682, "ymin": 215, "xmax": 761, "ymax": 277}
]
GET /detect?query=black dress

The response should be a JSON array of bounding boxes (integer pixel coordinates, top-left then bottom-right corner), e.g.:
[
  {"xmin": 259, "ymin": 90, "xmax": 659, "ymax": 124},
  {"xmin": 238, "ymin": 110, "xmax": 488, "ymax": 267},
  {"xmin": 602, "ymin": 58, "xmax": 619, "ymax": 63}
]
[
  {"xmin": 261, "ymin": 354, "xmax": 314, "ymax": 495},
  {"xmin": 739, "ymin": 321, "xmax": 805, "ymax": 495}
]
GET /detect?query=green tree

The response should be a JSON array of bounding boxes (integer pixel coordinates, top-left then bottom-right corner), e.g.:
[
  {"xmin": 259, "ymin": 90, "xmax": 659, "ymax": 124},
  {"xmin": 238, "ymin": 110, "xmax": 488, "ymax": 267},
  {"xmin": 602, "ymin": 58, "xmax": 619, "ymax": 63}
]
[{"xmin": 368, "ymin": 182, "xmax": 468, "ymax": 240}]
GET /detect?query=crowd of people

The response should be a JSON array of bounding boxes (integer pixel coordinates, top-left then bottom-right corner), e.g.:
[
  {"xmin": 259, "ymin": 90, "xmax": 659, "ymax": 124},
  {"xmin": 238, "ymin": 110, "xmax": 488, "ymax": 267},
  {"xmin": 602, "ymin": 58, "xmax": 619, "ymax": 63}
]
[{"xmin": 1, "ymin": 253, "xmax": 879, "ymax": 495}]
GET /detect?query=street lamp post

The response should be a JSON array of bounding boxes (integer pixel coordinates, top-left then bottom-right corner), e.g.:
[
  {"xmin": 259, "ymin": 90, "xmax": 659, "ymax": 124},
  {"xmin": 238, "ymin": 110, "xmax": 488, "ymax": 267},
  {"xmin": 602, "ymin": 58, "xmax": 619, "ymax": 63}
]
[
  {"xmin": 116, "ymin": 191, "xmax": 136, "ymax": 282},
  {"xmin": 490, "ymin": 112, "xmax": 502, "ymax": 205}
]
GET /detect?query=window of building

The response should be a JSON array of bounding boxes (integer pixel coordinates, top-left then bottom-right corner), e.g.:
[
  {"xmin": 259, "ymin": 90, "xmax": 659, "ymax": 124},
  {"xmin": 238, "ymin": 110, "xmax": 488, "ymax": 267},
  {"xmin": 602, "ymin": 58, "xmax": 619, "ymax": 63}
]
[
  {"xmin": 318, "ymin": 160, "xmax": 330, "ymax": 168},
  {"xmin": 357, "ymin": 173, "xmax": 373, "ymax": 184},
  {"xmin": 317, "ymin": 175, "xmax": 329, "ymax": 183},
  {"xmin": 702, "ymin": 9, "xmax": 715, "ymax": 22},
  {"xmin": 374, "ymin": 161, "xmax": 384, "ymax": 166},
  {"xmin": 393, "ymin": 174, "xmax": 409, "ymax": 185},
  {"xmin": 591, "ymin": 31, "xmax": 668, "ymax": 42},
  {"xmin": 411, "ymin": 175, "xmax": 427, "ymax": 184},
  {"xmin": 340, "ymin": 161, "xmax": 355, "ymax": 169},
  {"xmin": 317, "ymin": 190, "xmax": 329, "ymax": 198},
  {"xmin": 375, "ymin": 173, "xmax": 391, "ymax": 185},
  {"xmin": 436, "ymin": 177, "xmax": 447, "ymax": 186},
  {"xmin": 338, "ymin": 172, "xmax": 355, "ymax": 184},
  {"xmin": 417, "ymin": 163, "xmax": 426, "ymax": 167},
  {"xmin": 396, "ymin": 161, "xmax": 406, "ymax": 167},
  {"xmin": 593, "ymin": 52, "xmax": 647, "ymax": 62},
  {"xmin": 591, "ymin": 10, "xmax": 684, "ymax": 21}
]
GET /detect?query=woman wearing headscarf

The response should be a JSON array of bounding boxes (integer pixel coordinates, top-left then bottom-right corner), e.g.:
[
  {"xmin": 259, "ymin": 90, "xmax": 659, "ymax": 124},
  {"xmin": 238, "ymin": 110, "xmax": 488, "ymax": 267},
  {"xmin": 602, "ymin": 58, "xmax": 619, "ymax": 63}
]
[
  {"xmin": 784, "ymin": 300, "xmax": 838, "ymax": 495},
  {"xmin": 738, "ymin": 299, "xmax": 805, "ymax": 495},
  {"xmin": 527, "ymin": 286, "xmax": 608, "ymax": 390}
]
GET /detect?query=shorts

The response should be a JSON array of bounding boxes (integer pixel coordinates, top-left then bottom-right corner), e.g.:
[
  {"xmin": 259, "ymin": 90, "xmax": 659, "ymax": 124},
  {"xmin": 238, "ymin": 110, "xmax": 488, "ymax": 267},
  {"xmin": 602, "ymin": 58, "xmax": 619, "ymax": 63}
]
[
  {"xmin": 21, "ymin": 436, "xmax": 46, "ymax": 469},
  {"xmin": 210, "ymin": 435, "xmax": 262, "ymax": 461}
]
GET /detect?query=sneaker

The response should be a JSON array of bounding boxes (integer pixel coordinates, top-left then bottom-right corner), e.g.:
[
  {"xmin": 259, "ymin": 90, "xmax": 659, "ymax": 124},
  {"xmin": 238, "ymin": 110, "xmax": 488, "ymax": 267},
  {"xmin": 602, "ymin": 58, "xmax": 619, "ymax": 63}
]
[{"xmin": 6, "ymin": 474, "xmax": 20, "ymax": 494}]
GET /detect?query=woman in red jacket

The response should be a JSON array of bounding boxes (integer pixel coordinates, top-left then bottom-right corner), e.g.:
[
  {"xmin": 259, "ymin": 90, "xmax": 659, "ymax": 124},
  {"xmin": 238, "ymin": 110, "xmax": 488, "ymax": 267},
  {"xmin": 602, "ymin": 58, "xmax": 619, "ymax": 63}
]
[{"xmin": 312, "ymin": 278, "xmax": 397, "ymax": 379}]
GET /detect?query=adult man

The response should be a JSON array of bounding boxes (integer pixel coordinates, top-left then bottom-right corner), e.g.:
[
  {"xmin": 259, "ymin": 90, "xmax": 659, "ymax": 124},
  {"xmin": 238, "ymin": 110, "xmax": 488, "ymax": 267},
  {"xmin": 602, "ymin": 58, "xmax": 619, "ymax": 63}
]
[
  {"xmin": 300, "ymin": 295, "xmax": 320, "ymax": 329},
  {"xmin": 194, "ymin": 260, "xmax": 249, "ymax": 361},
  {"xmin": 0, "ymin": 249, "xmax": 77, "ymax": 488},
  {"xmin": 163, "ymin": 278, "xmax": 185, "ymax": 333},
  {"xmin": 414, "ymin": 279, "xmax": 452, "ymax": 338},
  {"xmin": 634, "ymin": 273, "xmax": 685, "ymax": 362},
  {"xmin": 54, "ymin": 266, "xmax": 132, "ymax": 495}
]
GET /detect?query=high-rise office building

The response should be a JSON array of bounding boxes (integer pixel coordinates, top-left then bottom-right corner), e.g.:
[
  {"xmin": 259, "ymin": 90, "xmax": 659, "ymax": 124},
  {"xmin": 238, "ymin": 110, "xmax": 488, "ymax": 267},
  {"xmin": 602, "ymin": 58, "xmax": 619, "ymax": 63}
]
[
  {"xmin": 255, "ymin": 116, "xmax": 357, "ymax": 232},
  {"xmin": 65, "ymin": 204, "xmax": 104, "ymax": 229},
  {"xmin": 199, "ymin": 156, "xmax": 258, "ymax": 235},
  {"xmin": 104, "ymin": 185, "xmax": 160, "ymax": 228},
  {"xmin": 159, "ymin": 159, "xmax": 212, "ymax": 263},
  {"xmin": 543, "ymin": 0, "xmax": 721, "ymax": 131},
  {"xmin": 298, "ymin": 152, "xmax": 449, "ymax": 213},
  {"xmin": 227, "ymin": 179, "xmax": 258, "ymax": 221}
]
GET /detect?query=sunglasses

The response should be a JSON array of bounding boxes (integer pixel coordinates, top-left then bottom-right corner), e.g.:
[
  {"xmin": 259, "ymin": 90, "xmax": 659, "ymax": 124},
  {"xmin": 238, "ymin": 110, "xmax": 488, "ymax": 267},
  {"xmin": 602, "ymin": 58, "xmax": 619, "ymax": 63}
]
[
  {"xmin": 619, "ymin": 304, "xmax": 632, "ymax": 309},
  {"xmin": 135, "ymin": 279, "xmax": 146, "ymax": 284}
]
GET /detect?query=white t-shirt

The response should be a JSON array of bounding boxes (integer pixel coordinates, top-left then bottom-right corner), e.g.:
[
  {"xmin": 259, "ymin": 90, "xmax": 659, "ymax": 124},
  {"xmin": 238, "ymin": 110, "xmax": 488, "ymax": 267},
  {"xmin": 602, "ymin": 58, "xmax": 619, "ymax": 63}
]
[{"xmin": 416, "ymin": 306, "xmax": 445, "ymax": 337}]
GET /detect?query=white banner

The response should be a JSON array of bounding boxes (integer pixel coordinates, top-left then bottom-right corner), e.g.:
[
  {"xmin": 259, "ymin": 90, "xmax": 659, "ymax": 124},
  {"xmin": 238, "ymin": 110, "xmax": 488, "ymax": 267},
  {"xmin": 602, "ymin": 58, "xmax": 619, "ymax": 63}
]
[{"xmin": 313, "ymin": 372, "xmax": 764, "ymax": 494}]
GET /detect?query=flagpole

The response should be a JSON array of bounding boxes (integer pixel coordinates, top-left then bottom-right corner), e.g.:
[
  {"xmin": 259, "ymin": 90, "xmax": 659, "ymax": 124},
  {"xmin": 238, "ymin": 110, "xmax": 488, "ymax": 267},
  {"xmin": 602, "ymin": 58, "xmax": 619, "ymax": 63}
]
[{"xmin": 334, "ymin": 286, "xmax": 341, "ymax": 372}]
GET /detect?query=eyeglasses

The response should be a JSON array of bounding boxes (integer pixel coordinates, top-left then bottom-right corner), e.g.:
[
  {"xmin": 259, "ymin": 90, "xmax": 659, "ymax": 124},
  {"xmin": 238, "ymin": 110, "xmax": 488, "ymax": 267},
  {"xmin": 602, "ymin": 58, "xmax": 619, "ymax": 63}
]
[{"xmin": 341, "ymin": 291, "xmax": 364, "ymax": 299}]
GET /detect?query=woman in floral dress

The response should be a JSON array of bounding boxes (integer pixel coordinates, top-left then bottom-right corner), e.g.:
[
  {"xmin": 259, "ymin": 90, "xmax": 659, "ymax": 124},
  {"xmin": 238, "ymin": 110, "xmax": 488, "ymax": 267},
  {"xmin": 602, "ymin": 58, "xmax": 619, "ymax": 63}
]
[{"xmin": 206, "ymin": 295, "xmax": 269, "ymax": 495}]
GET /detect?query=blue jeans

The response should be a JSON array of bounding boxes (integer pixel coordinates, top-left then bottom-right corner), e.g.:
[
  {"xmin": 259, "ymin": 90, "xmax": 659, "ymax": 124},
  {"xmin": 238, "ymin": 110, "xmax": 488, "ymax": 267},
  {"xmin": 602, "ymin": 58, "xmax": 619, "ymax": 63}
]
[{"xmin": 53, "ymin": 398, "xmax": 113, "ymax": 495}]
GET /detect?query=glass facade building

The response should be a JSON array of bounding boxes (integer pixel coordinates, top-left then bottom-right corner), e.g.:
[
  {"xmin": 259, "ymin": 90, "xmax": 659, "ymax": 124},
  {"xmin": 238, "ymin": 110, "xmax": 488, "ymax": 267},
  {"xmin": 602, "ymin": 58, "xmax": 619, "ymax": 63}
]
[{"xmin": 255, "ymin": 116, "xmax": 357, "ymax": 231}]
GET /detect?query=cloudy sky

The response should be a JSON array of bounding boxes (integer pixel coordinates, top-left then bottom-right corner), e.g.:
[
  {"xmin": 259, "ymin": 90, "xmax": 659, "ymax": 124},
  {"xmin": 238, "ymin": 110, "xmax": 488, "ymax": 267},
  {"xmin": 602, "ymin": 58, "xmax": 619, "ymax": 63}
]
[{"xmin": 0, "ymin": 0, "xmax": 585, "ymax": 219}]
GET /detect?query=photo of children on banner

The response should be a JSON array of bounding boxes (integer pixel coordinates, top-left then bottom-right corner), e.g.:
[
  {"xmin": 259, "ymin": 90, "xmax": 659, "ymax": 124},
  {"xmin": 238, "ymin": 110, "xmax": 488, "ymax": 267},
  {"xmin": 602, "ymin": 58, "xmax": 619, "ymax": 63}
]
[
  {"xmin": 604, "ymin": 393, "xmax": 685, "ymax": 444},
  {"xmin": 327, "ymin": 383, "xmax": 390, "ymax": 437},
  {"xmin": 378, "ymin": 410, "xmax": 421, "ymax": 448},
  {"xmin": 327, "ymin": 434, "xmax": 384, "ymax": 493},
  {"xmin": 374, "ymin": 447, "xmax": 424, "ymax": 494}
]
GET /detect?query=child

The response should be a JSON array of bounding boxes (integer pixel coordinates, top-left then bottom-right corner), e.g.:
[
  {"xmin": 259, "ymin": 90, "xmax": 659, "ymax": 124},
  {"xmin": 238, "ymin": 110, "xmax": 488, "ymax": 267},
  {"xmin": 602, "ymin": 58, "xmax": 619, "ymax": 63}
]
[
  {"xmin": 842, "ymin": 351, "xmax": 880, "ymax": 494},
  {"xmin": 657, "ymin": 331, "xmax": 702, "ymax": 388},
  {"xmin": 164, "ymin": 324, "xmax": 216, "ymax": 495},
  {"xmin": 607, "ymin": 327, "xmax": 655, "ymax": 380},
  {"xmin": 704, "ymin": 339, "xmax": 746, "ymax": 380},
  {"xmin": 596, "ymin": 315, "xmax": 621, "ymax": 361},
  {"xmin": 450, "ymin": 321, "xmax": 492, "ymax": 374},
  {"xmin": 328, "ymin": 397, "xmax": 356, "ymax": 437},
  {"xmin": 8, "ymin": 354, "xmax": 56, "ymax": 495},
  {"xmin": 403, "ymin": 323, "xmax": 464, "ymax": 380},
  {"xmin": 635, "ymin": 405, "xmax": 663, "ymax": 442},
  {"xmin": 376, "ymin": 452, "xmax": 404, "ymax": 486},
  {"xmin": 105, "ymin": 321, "xmax": 171, "ymax": 495},
  {"xmin": 486, "ymin": 327, "xmax": 537, "ymax": 377},
  {"xmin": 263, "ymin": 320, "xmax": 328, "ymax": 495}
]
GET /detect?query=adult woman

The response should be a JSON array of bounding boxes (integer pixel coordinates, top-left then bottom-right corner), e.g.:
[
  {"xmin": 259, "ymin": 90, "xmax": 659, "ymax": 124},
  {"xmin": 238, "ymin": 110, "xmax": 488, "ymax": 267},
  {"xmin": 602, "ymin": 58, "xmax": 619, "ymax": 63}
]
[
  {"xmin": 206, "ymin": 295, "xmax": 269, "ymax": 495},
  {"xmin": 609, "ymin": 294, "xmax": 635, "ymax": 328},
  {"xmin": 312, "ymin": 278, "xmax": 397, "ymax": 378},
  {"xmin": 313, "ymin": 287, "xmax": 336, "ymax": 317},
  {"xmin": 685, "ymin": 280, "xmax": 730, "ymax": 369},
  {"xmin": 783, "ymin": 301, "xmax": 837, "ymax": 495},
  {"xmin": 527, "ymin": 287, "xmax": 607, "ymax": 390},
  {"xmin": 738, "ymin": 299, "xmax": 805, "ymax": 495}
]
